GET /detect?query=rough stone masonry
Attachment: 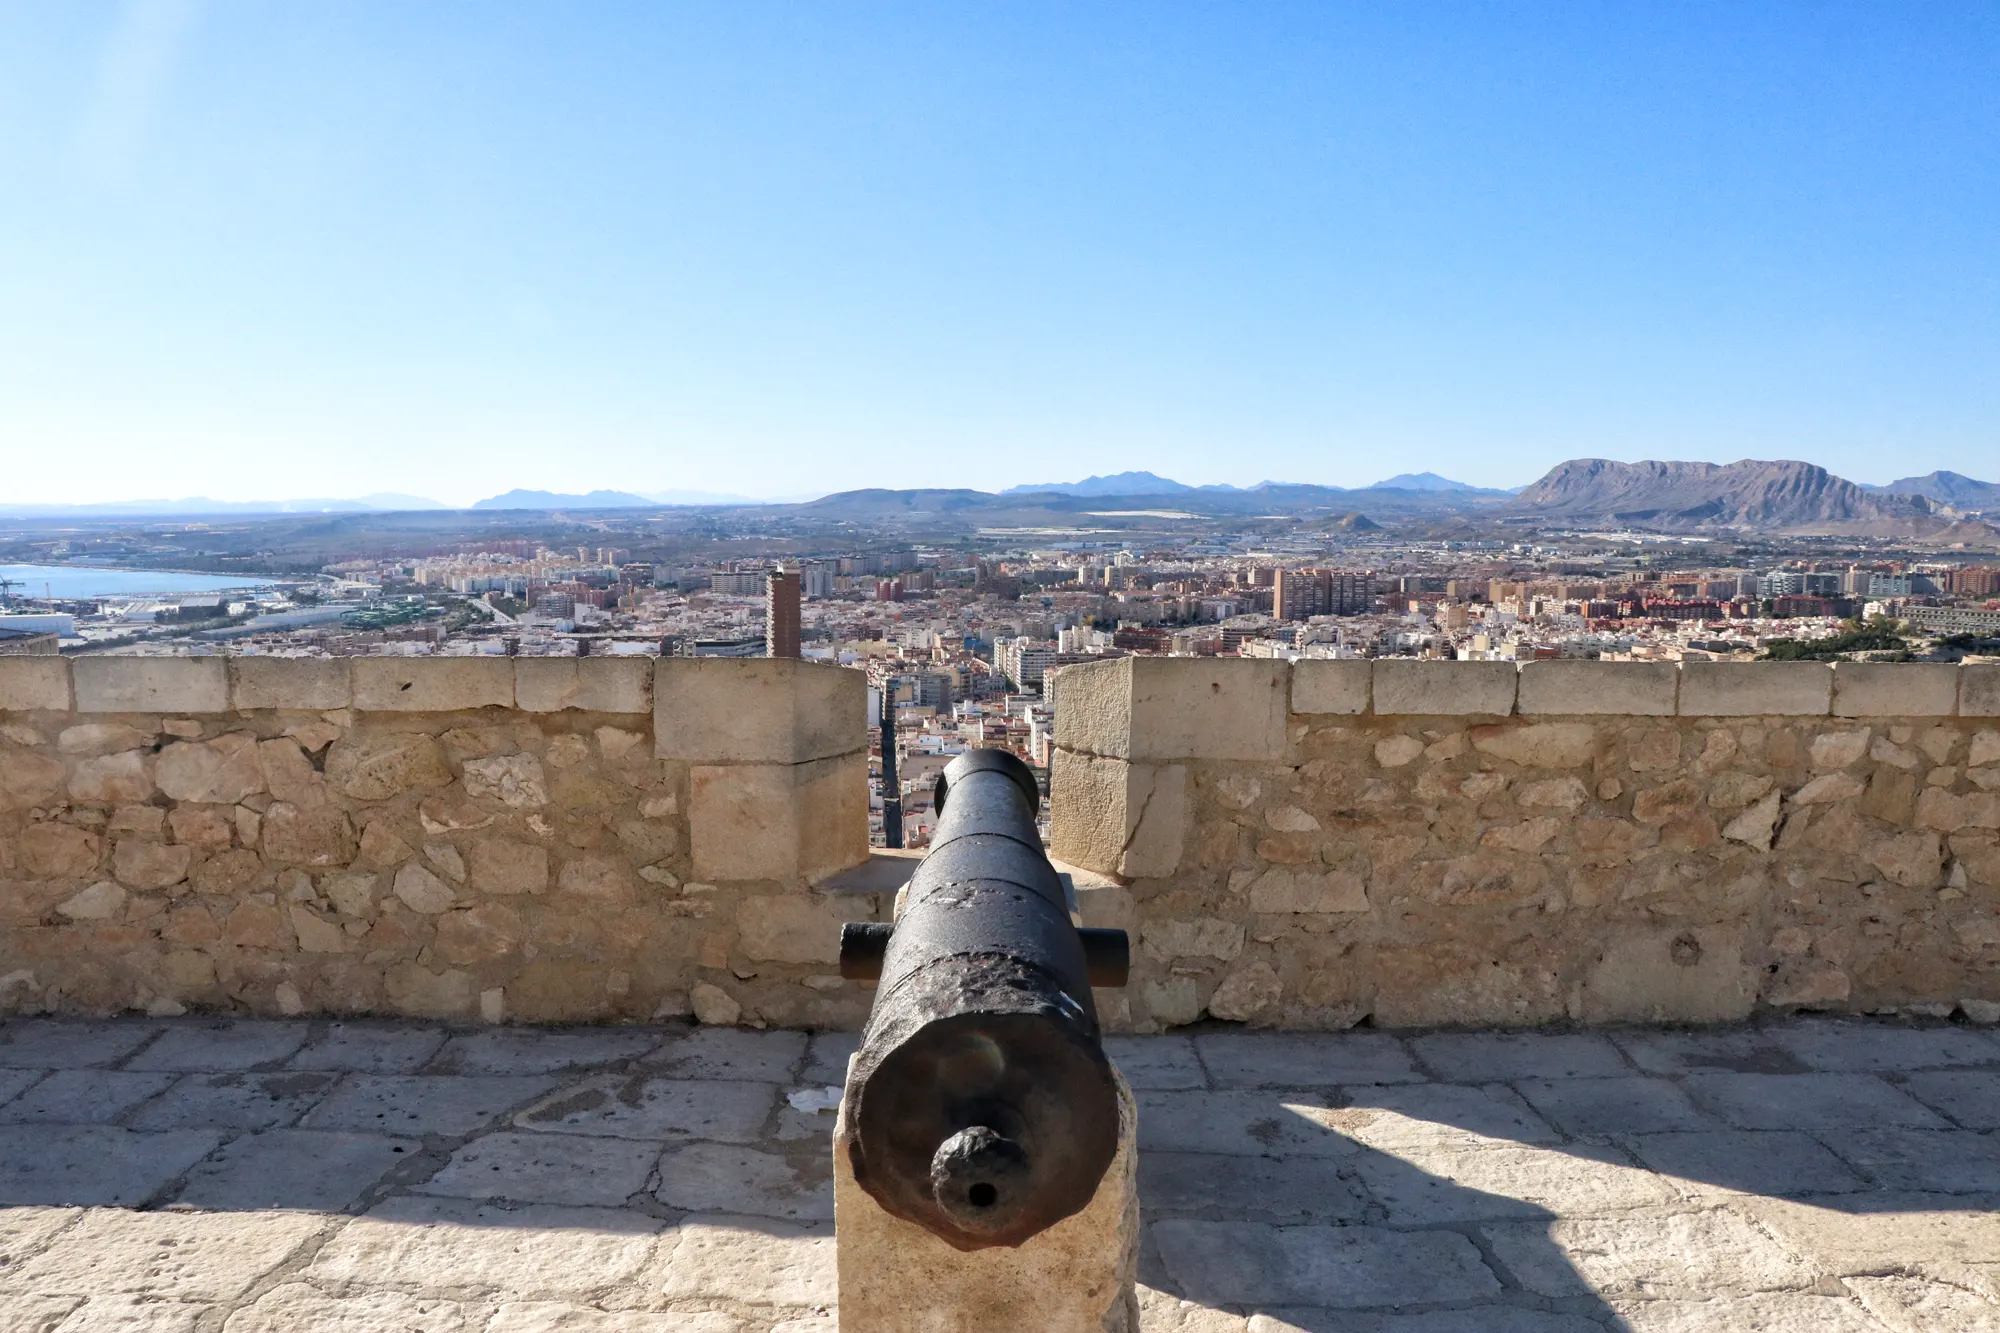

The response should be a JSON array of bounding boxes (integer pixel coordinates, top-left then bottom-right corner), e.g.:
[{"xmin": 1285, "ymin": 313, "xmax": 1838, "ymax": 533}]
[
  {"xmin": 0, "ymin": 656, "xmax": 875, "ymax": 1027},
  {"xmin": 1051, "ymin": 657, "xmax": 2000, "ymax": 1033},
  {"xmin": 2, "ymin": 654, "xmax": 1997, "ymax": 1032}
]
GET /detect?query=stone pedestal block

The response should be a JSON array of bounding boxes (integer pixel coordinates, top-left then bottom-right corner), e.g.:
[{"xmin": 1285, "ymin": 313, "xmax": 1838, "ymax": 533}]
[{"xmin": 833, "ymin": 1061, "xmax": 1138, "ymax": 1333}]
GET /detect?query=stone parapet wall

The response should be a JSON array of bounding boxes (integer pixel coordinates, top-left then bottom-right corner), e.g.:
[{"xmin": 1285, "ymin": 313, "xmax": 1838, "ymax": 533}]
[
  {"xmin": 0, "ymin": 657, "xmax": 875, "ymax": 1025},
  {"xmin": 1052, "ymin": 658, "xmax": 2000, "ymax": 1031}
]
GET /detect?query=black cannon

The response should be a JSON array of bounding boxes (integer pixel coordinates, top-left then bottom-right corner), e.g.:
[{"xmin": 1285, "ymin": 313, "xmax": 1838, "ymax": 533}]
[{"xmin": 836, "ymin": 748, "xmax": 1131, "ymax": 1250}]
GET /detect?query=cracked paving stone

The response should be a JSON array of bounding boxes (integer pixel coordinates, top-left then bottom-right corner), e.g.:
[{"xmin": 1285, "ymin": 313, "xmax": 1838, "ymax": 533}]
[
  {"xmin": 1768, "ymin": 1020, "xmax": 2000, "ymax": 1074},
  {"xmin": 1629, "ymin": 1130, "xmax": 1868, "ymax": 1197},
  {"xmin": 487, "ymin": 1302, "xmax": 742, "ymax": 1332},
  {"xmin": 1846, "ymin": 1273, "xmax": 2000, "ymax": 1333},
  {"xmin": 1351, "ymin": 1140, "xmax": 1680, "ymax": 1223},
  {"xmin": 1136, "ymin": 1090, "xmax": 1361, "ymax": 1158},
  {"xmin": 655, "ymin": 1142, "xmax": 833, "ymax": 1221},
  {"xmin": 1105, "ymin": 1035, "xmax": 1207, "ymax": 1090},
  {"xmin": 417, "ymin": 1130, "xmax": 661, "ymax": 1207},
  {"xmin": 425, "ymin": 1028, "xmax": 661, "ymax": 1075},
  {"xmin": 1512, "ymin": 1075, "xmax": 1719, "ymax": 1136},
  {"xmin": 797, "ymin": 1032, "xmax": 859, "ymax": 1087},
  {"xmin": 644, "ymin": 1028, "xmax": 806, "ymax": 1082},
  {"xmin": 1247, "ymin": 1312, "xmax": 1606, "ymax": 1332},
  {"xmin": 9, "ymin": 1294, "xmax": 83, "ymax": 1332},
  {"xmin": 0, "ymin": 1208, "xmax": 323, "ymax": 1302},
  {"xmin": 0, "ymin": 1020, "xmax": 159, "ymax": 1070},
  {"xmin": 1484, "ymin": 1210, "xmax": 1818, "ymax": 1299},
  {"xmin": 124, "ymin": 1071, "xmax": 339, "ymax": 1132},
  {"xmin": 0, "ymin": 1070, "xmax": 178, "ymax": 1125},
  {"xmin": 302, "ymin": 1074, "xmax": 560, "ymax": 1137},
  {"xmin": 124, "ymin": 1021, "xmax": 308, "ymax": 1072},
  {"xmin": 1817, "ymin": 1129, "xmax": 2000, "ymax": 1193},
  {"xmin": 1194, "ymin": 1034, "xmax": 1421, "ymax": 1089},
  {"xmin": 287, "ymin": 1023, "xmax": 450, "ymax": 1074},
  {"xmin": 172, "ymin": 1129, "xmax": 420, "ymax": 1211},
  {"xmin": 0, "ymin": 1126, "xmax": 221, "ymax": 1206},
  {"xmin": 512, "ymin": 1075, "xmax": 776, "ymax": 1143},
  {"xmin": 0, "ymin": 1067, "xmax": 44, "ymax": 1107},
  {"xmin": 1610, "ymin": 1028, "xmax": 1813, "ymax": 1076},
  {"xmin": 1745, "ymin": 1192, "xmax": 2000, "ymax": 1271},
  {"xmin": 1317, "ymin": 1083, "xmax": 1560, "ymax": 1150},
  {"xmin": 307, "ymin": 1195, "xmax": 664, "ymax": 1298},
  {"xmin": 1899, "ymin": 1070, "xmax": 2000, "ymax": 1131},
  {"xmin": 1151, "ymin": 1219, "xmax": 1499, "ymax": 1308},
  {"xmin": 1609, "ymin": 1293, "xmax": 1893, "ymax": 1332},
  {"xmin": 656, "ymin": 1215, "xmax": 836, "ymax": 1308},
  {"xmin": 221, "ymin": 1282, "xmax": 467, "ymax": 1332},
  {"xmin": 34, "ymin": 1296, "xmax": 210, "ymax": 1331},
  {"xmin": 1411, "ymin": 1031, "xmax": 1630, "ymax": 1082},
  {"xmin": 1139, "ymin": 1289, "xmax": 1250, "ymax": 1332},
  {"xmin": 1138, "ymin": 1151, "xmax": 1369, "ymax": 1223},
  {"xmin": 1681, "ymin": 1072, "xmax": 1949, "ymax": 1130},
  {"xmin": 0, "ymin": 1206, "xmax": 82, "ymax": 1269}
]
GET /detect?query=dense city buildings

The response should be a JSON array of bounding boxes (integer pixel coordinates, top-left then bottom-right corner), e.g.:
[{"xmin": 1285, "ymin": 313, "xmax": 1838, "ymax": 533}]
[{"xmin": 1, "ymin": 495, "xmax": 1997, "ymax": 850}]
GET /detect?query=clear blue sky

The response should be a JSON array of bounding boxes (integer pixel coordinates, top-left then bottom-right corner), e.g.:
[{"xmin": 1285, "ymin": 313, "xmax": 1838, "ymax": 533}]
[{"xmin": 2, "ymin": 2, "xmax": 1995, "ymax": 505}]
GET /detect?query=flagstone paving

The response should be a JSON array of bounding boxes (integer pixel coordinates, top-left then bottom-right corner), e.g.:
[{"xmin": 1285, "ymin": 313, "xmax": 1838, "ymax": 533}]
[{"xmin": 0, "ymin": 1015, "xmax": 1995, "ymax": 1331}]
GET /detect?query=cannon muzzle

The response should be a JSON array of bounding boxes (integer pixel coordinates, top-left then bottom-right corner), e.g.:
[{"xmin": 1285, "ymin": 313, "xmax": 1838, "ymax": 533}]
[{"xmin": 839, "ymin": 748, "xmax": 1129, "ymax": 1250}]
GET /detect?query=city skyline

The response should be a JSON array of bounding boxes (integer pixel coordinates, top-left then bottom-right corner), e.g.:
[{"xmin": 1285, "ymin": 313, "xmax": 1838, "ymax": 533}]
[{"xmin": 4, "ymin": 3, "xmax": 1997, "ymax": 504}]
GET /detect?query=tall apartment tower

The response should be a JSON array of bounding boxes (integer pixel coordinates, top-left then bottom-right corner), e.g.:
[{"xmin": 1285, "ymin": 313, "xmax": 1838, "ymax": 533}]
[{"xmin": 766, "ymin": 570, "xmax": 801, "ymax": 659}]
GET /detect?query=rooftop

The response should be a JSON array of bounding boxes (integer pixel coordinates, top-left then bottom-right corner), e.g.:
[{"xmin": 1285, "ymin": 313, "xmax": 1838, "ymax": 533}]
[{"xmin": 0, "ymin": 1014, "xmax": 1995, "ymax": 1330}]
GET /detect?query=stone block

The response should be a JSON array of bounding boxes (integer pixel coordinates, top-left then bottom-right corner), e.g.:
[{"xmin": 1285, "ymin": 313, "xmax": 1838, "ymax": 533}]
[
  {"xmin": 1048, "ymin": 749, "xmax": 1186, "ymax": 879},
  {"xmin": 1681, "ymin": 1072, "xmax": 1948, "ymax": 1130},
  {"xmin": 1372, "ymin": 660, "xmax": 1516, "ymax": 717},
  {"xmin": 832, "ymin": 1068, "xmax": 1137, "ymax": 1332},
  {"xmin": 1053, "ymin": 657, "xmax": 1288, "ymax": 761},
  {"xmin": 656, "ymin": 658, "xmax": 865, "ymax": 764},
  {"xmin": 352, "ymin": 657, "xmax": 514, "ymax": 711},
  {"xmin": 0, "ymin": 1197, "xmax": 319, "ymax": 1295},
  {"xmin": 307, "ymin": 1195, "xmax": 664, "ymax": 1298},
  {"xmin": 688, "ymin": 753, "xmax": 867, "ymax": 882},
  {"xmin": 515, "ymin": 658, "xmax": 651, "ymax": 714},
  {"xmin": 0, "ymin": 657, "xmax": 71, "ymax": 712},
  {"xmin": 1679, "ymin": 661, "xmax": 1831, "ymax": 716},
  {"xmin": 73, "ymin": 657, "xmax": 228, "ymax": 714},
  {"xmin": 418, "ymin": 1131, "xmax": 659, "ymax": 1207},
  {"xmin": 228, "ymin": 658, "xmax": 352, "ymax": 711},
  {"xmin": 1517, "ymin": 660, "xmax": 1676, "ymax": 715},
  {"xmin": 1150, "ymin": 1219, "xmax": 1497, "ymax": 1308},
  {"xmin": 737, "ymin": 893, "xmax": 851, "ymax": 965},
  {"xmin": 1964, "ymin": 664, "xmax": 2000, "ymax": 717},
  {"xmin": 1289, "ymin": 660, "xmax": 1370, "ymax": 715},
  {"xmin": 1580, "ymin": 925, "xmax": 1756, "ymax": 1024},
  {"xmin": 1832, "ymin": 662, "xmax": 1960, "ymax": 717}
]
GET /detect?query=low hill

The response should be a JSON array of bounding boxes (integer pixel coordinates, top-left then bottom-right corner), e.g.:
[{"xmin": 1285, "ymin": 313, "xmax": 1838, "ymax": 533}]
[{"xmin": 1371, "ymin": 472, "xmax": 1518, "ymax": 496}]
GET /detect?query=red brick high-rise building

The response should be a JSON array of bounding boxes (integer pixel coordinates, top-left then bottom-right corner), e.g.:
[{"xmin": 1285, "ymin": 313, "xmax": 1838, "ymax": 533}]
[{"xmin": 766, "ymin": 570, "xmax": 801, "ymax": 659}]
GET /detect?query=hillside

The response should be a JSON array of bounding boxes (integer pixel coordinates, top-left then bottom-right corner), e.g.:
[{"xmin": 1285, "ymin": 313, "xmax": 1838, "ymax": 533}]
[
  {"xmin": 1873, "ymin": 471, "xmax": 2000, "ymax": 512},
  {"xmin": 1507, "ymin": 459, "xmax": 1939, "ymax": 533}
]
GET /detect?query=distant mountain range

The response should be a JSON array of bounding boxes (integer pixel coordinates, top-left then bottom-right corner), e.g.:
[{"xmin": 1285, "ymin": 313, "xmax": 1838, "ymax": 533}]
[
  {"xmin": 1507, "ymin": 459, "xmax": 1951, "ymax": 534},
  {"xmin": 1866, "ymin": 471, "xmax": 2000, "ymax": 512},
  {"xmin": 2, "ymin": 464, "xmax": 1992, "ymax": 538},
  {"xmin": 1001, "ymin": 470, "xmax": 1516, "ymax": 498},
  {"xmin": 470, "ymin": 489, "xmax": 657, "ymax": 510}
]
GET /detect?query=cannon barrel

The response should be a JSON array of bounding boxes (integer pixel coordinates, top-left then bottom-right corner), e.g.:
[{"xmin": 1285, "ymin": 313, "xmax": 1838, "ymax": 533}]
[{"xmin": 837, "ymin": 748, "xmax": 1128, "ymax": 1251}]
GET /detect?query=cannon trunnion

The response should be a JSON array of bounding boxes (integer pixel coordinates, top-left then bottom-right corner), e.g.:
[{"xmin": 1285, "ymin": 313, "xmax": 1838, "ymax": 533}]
[{"xmin": 837, "ymin": 748, "xmax": 1131, "ymax": 1251}]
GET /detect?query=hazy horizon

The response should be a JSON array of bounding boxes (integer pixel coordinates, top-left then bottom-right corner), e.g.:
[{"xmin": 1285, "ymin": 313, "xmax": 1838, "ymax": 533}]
[{"xmin": 4, "ymin": 3, "xmax": 1996, "ymax": 505}]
